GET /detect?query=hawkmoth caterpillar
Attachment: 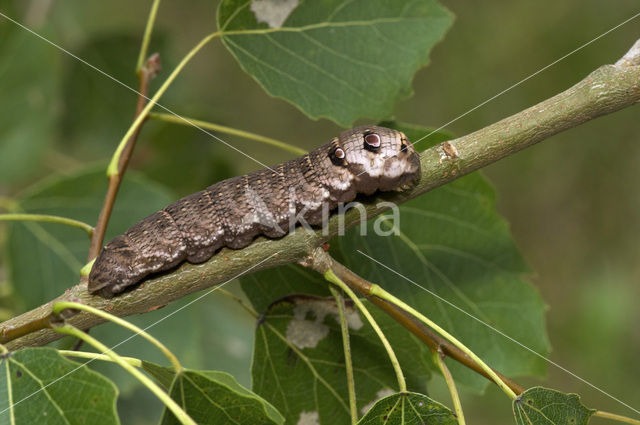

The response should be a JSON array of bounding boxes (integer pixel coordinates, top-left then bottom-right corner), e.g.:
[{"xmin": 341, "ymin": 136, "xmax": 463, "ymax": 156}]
[{"xmin": 88, "ymin": 126, "xmax": 421, "ymax": 297}]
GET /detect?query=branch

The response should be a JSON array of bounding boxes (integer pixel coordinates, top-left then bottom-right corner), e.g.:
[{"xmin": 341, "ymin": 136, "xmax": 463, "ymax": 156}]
[
  {"xmin": 305, "ymin": 248, "xmax": 525, "ymax": 395},
  {"xmin": 2, "ymin": 39, "xmax": 640, "ymax": 350},
  {"xmin": 0, "ymin": 214, "xmax": 93, "ymax": 236},
  {"xmin": 149, "ymin": 112, "xmax": 307, "ymax": 155},
  {"xmin": 87, "ymin": 54, "xmax": 162, "ymax": 261}
]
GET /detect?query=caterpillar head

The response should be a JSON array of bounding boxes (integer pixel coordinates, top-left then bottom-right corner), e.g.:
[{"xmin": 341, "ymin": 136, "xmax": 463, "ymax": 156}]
[{"xmin": 330, "ymin": 125, "xmax": 421, "ymax": 195}]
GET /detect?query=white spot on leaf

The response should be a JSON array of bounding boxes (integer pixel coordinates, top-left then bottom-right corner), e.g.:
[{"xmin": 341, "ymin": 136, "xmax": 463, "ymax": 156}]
[
  {"xmin": 360, "ymin": 388, "xmax": 395, "ymax": 415},
  {"xmin": 251, "ymin": 0, "xmax": 298, "ymax": 28},
  {"xmin": 297, "ymin": 411, "xmax": 320, "ymax": 425},
  {"xmin": 285, "ymin": 298, "xmax": 363, "ymax": 349}
]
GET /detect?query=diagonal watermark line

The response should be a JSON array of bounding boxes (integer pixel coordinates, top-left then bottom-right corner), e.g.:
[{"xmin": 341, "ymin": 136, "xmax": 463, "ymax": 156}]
[
  {"xmin": 410, "ymin": 10, "xmax": 640, "ymax": 150},
  {"xmin": 356, "ymin": 249, "xmax": 640, "ymax": 415},
  {"xmin": 354, "ymin": 10, "xmax": 640, "ymax": 178},
  {"xmin": 0, "ymin": 252, "xmax": 279, "ymax": 416},
  {"xmin": 0, "ymin": 11, "xmax": 282, "ymax": 175}
]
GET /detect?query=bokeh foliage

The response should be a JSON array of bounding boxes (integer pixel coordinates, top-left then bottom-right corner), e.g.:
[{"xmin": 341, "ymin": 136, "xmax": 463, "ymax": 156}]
[{"xmin": 0, "ymin": 0, "xmax": 638, "ymax": 424}]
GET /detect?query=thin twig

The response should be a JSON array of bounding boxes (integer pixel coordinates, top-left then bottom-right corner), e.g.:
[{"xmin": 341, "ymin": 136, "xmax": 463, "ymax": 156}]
[
  {"xmin": 324, "ymin": 269, "xmax": 407, "ymax": 393},
  {"xmin": 326, "ymin": 256, "xmax": 526, "ymax": 395},
  {"xmin": 53, "ymin": 301, "xmax": 182, "ymax": 372},
  {"xmin": 432, "ymin": 348, "xmax": 466, "ymax": 425},
  {"xmin": 0, "ymin": 213, "xmax": 93, "ymax": 236},
  {"xmin": 215, "ymin": 288, "xmax": 260, "ymax": 318},
  {"xmin": 107, "ymin": 32, "xmax": 220, "ymax": 177},
  {"xmin": 3, "ymin": 38, "xmax": 640, "ymax": 349},
  {"xmin": 87, "ymin": 54, "xmax": 162, "ymax": 261},
  {"xmin": 369, "ymin": 283, "xmax": 517, "ymax": 399},
  {"xmin": 329, "ymin": 286, "xmax": 358, "ymax": 425},
  {"xmin": 136, "ymin": 0, "xmax": 162, "ymax": 73},
  {"xmin": 150, "ymin": 112, "xmax": 306, "ymax": 155},
  {"xmin": 308, "ymin": 248, "xmax": 524, "ymax": 398},
  {"xmin": 53, "ymin": 323, "xmax": 196, "ymax": 425},
  {"xmin": 58, "ymin": 350, "xmax": 142, "ymax": 367},
  {"xmin": 594, "ymin": 411, "xmax": 640, "ymax": 425}
]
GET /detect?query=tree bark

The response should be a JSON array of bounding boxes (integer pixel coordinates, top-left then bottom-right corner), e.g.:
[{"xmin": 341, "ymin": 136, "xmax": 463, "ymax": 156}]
[{"xmin": 2, "ymin": 39, "xmax": 640, "ymax": 350}]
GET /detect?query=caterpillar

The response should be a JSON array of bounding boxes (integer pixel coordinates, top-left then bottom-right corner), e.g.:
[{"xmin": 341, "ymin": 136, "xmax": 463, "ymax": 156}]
[{"xmin": 88, "ymin": 126, "xmax": 421, "ymax": 297}]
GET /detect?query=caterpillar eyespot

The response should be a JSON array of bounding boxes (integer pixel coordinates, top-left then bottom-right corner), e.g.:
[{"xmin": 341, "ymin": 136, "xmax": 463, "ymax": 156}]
[
  {"xmin": 88, "ymin": 125, "xmax": 421, "ymax": 297},
  {"xmin": 363, "ymin": 132, "xmax": 381, "ymax": 150}
]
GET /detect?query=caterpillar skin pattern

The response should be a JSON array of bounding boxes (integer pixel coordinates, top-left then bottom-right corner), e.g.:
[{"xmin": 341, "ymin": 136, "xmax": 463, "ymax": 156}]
[{"xmin": 88, "ymin": 126, "xmax": 421, "ymax": 297}]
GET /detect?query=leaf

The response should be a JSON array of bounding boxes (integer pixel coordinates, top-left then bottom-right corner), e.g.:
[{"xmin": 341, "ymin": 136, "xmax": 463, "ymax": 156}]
[
  {"xmin": 58, "ymin": 33, "xmax": 168, "ymax": 160},
  {"xmin": 217, "ymin": 0, "xmax": 453, "ymax": 126},
  {"xmin": 378, "ymin": 120, "xmax": 454, "ymax": 149},
  {"xmin": 151, "ymin": 367, "xmax": 284, "ymax": 425},
  {"xmin": 513, "ymin": 387, "xmax": 595, "ymax": 425},
  {"xmin": 242, "ymin": 122, "xmax": 548, "ymax": 393},
  {"xmin": 140, "ymin": 121, "xmax": 237, "ymax": 195},
  {"xmin": 357, "ymin": 392, "xmax": 456, "ymax": 425},
  {"xmin": 4, "ymin": 166, "xmax": 255, "ymax": 406},
  {"xmin": 82, "ymin": 284, "xmax": 255, "ymax": 399},
  {"xmin": 0, "ymin": 347, "xmax": 118, "ymax": 424},
  {"xmin": 338, "ymin": 170, "xmax": 550, "ymax": 391},
  {"xmin": 240, "ymin": 263, "xmax": 332, "ymax": 313},
  {"xmin": 0, "ymin": 28, "xmax": 61, "ymax": 185},
  {"xmin": 248, "ymin": 292, "xmax": 431, "ymax": 425},
  {"xmin": 141, "ymin": 361, "xmax": 176, "ymax": 391},
  {"xmin": 5, "ymin": 167, "xmax": 174, "ymax": 310}
]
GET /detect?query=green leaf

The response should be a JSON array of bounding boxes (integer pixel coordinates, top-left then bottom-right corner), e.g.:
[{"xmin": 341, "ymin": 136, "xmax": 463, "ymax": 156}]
[
  {"xmin": 0, "ymin": 29, "xmax": 61, "ymax": 184},
  {"xmin": 338, "ymin": 170, "xmax": 550, "ymax": 391},
  {"xmin": 0, "ymin": 347, "xmax": 118, "ymax": 425},
  {"xmin": 243, "ymin": 121, "xmax": 548, "ymax": 394},
  {"xmin": 141, "ymin": 361, "xmax": 176, "ymax": 391},
  {"xmin": 217, "ymin": 0, "xmax": 453, "ymax": 126},
  {"xmin": 140, "ymin": 121, "xmax": 237, "ymax": 195},
  {"xmin": 88, "ymin": 288, "xmax": 255, "ymax": 400},
  {"xmin": 153, "ymin": 368, "xmax": 283, "ymax": 425},
  {"xmin": 5, "ymin": 167, "xmax": 174, "ymax": 309},
  {"xmin": 241, "ymin": 263, "xmax": 332, "ymax": 313},
  {"xmin": 378, "ymin": 120, "xmax": 453, "ymax": 149},
  {"xmin": 513, "ymin": 387, "xmax": 595, "ymax": 425},
  {"xmin": 58, "ymin": 33, "xmax": 167, "ymax": 160},
  {"xmin": 249, "ymin": 292, "xmax": 431, "ymax": 425},
  {"xmin": 357, "ymin": 392, "xmax": 456, "ymax": 425}
]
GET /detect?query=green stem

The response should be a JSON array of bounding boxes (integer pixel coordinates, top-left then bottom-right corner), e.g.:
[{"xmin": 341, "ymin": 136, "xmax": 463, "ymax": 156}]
[
  {"xmin": 149, "ymin": 112, "xmax": 306, "ymax": 155},
  {"xmin": 215, "ymin": 288, "xmax": 259, "ymax": 318},
  {"xmin": 53, "ymin": 324, "xmax": 195, "ymax": 425},
  {"xmin": 594, "ymin": 411, "xmax": 640, "ymax": 425},
  {"xmin": 52, "ymin": 301, "xmax": 182, "ymax": 372},
  {"xmin": 324, "ymin": 269, "xmax": 407, "ymax": 393},
  {"xmin": 108, "ymin": 31, "xmax": 221, "ymax": 177},
  {"xmin": 58, "ymin": 350, "xmax": 142, "ymax": 367},
  {"xmin": 329, "ymin": 286, "xmax": 358, "ymax": 425},
  {"xmin": 432, "ymin": 349, "xmax": 466, "ymax": 425},
  {"xmin": 136, "ymin": 0, "xmax": 161, "ymax": 72},
  {"xmin": 0, "ymin": 213, "xmax": 93, "ymax": 236},
  {"xmin": 369, "ymin": 284, "xmax": 517, "ymax": 399},
  {"xmin": 80, "ymin": 259, "xmax": 95, "ymax": 277}
]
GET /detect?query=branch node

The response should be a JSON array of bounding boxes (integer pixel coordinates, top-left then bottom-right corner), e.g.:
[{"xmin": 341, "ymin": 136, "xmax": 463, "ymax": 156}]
[
  {"xmin": 142, "ymin": 52, "xmax": 162, "ymax": 79},
  {"xmin": 615, "ymin": 39, "xmax": 640, "ymax": 67},
  {"xmin": 440, "ymin": 141, "xmax": 460, "ymax": 161}
]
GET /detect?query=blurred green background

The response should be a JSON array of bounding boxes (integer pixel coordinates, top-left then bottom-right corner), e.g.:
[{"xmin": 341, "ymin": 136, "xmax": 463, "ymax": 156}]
[{"xmin": 0, "ymin": 0, "xmax": 639, "ymax": 423}]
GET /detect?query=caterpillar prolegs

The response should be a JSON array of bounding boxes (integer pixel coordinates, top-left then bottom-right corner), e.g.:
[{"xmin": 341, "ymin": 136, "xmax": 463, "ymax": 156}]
[{"xmin": 88, "ymin": 126, "xmax": 421, "ymax": 297}]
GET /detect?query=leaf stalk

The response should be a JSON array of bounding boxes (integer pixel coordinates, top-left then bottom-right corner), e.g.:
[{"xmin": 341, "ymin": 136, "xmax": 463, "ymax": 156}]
[{"xmin": 52, "ymin": 324, "xmax": 195, "ymax": 425}]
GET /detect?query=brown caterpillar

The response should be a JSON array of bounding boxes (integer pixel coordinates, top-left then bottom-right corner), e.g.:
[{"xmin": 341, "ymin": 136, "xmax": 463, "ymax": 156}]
[{"xmin": 88, "ymin": 126, "xmax": 421, "ymax": 297}]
